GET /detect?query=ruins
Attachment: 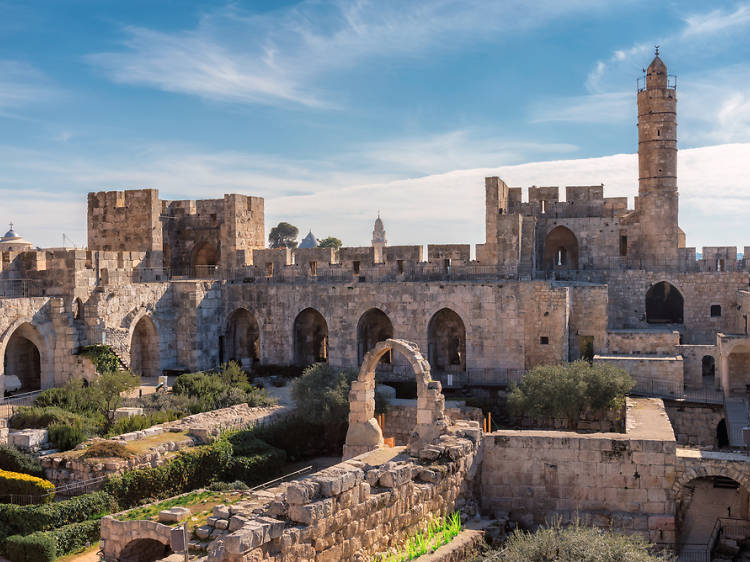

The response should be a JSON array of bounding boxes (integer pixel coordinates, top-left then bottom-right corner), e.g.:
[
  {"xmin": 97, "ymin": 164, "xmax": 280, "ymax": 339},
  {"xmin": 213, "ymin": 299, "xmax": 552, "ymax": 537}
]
[{"xmin": 2, "ymin": 52, "xmax": 750, "ymax": 558}]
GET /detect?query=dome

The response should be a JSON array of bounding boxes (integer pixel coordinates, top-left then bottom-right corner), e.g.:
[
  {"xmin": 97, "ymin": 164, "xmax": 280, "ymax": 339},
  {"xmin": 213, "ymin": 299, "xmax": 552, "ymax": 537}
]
[
  {"xmin": 298, "ymin": 230, "xmax": 319, "ymax": 249},
  {"xmin": 2, "ymin": 223, "xmax": 20, "ymax": 241}
]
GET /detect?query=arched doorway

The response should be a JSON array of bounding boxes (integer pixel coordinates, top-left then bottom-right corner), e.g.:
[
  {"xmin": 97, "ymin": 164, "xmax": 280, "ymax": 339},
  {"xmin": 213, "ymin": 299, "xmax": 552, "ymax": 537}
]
[
  {"xmin": 293, "ymin": 308, "xmax": 328, "ymax": 366},
  {"xmin": 727, "ymin": 343, "xmax": 750, "ymax": 394},
  {"xmin": 119, "ymin": 538, "xmax": 171, "ymax": 562},
  {"xmin": 717, "ymin": 419, "xmax": 729, "ymax": 448},
  {"xmin": 343, "ymin": 338, "xmax": 447, "ymax": 460},
  {"xmin": 226, "ymin": 309, "xmax": 260, "ymax": 368},
  {"xmin": 543, "ymin": 226, "xmax": 579, "ymax": 270},
  {"xmin": 702, "ymin": 355, "xmax": 715, "ymax": 384},
  {"xmin": 357, "ymin": 308, "xmax": 393, "ymax": 365},
  {"xmin": 191, "ymin": 241, "xmax": 219, "ymax": 278},
  {"xmin": 130, "ymin": 316, "xmax": 159, "ymax": 378},
  {"xmin": 3, "ymin": 323, "xmax": 43, "ymax": 392},
  {"xmin": 427, "ymin": 308, "xmax": 466, "ymax": 373},
  {"xmin": 678, "ymin": 475, "xmax": 747, "ymax": 548},
  {"xmin": 646, "ymin": 281, "xmax": 684, "ymax": 324}
]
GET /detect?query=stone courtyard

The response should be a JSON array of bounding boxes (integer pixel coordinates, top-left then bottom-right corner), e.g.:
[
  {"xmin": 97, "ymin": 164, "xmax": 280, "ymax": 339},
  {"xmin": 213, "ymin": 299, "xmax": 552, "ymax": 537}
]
[{"xmin": 1, "ymin": 52, "xmax": 750, "ymax": 560}]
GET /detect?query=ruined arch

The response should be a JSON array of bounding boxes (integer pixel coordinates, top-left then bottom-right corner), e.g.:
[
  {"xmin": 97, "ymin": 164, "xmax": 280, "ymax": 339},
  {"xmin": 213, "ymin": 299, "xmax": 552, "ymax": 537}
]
[
  {"xmin": 130, "ymin": 315, "xmax": 160, "ymax": 378},
  {"xmin": 2, "ymin": 323, "xmax": 44, "ymax": 392},
  {"xmin": 225, "ymin": 308, "xmax": 260, "ymax": 368},
  {"xmin": 343, "ymin": 339, "xmax": 446, "ymax": 460},
  {"xmin": 646, "ymin": 281, "xmax": 684, "ymax": 324},
  {"xmin": 543, "ymin": 225, "xmax": 579, "ymax": 270},
  {"xmin": 357, "ymin": 308, "xmax": 394, "ymax": 365},
  {"xmin": 293, "ymin": 308, "xmax": 328, "ymax": 366},
  {"xmin": 118, "ymin": 538, "xmax": 171, "ymax": 562},
  {"xmin": 191, "ymin": 241, "xmax": 219, "ymax": 277},
  {"xmin": 427, "ymin": 308, "xmax": 466, "ymax": 373}
]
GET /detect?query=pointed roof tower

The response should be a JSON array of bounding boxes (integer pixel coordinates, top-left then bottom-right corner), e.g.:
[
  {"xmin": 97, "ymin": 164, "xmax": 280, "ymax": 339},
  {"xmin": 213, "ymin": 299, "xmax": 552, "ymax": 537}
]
[
  {"xmin": 298, "ymin": 230, "xmax": 319, "ymax": 249},
  {"xmin": 646, "ymin": 46, "xmax": 668, "ymax": 89},
  {"xmin": 372, "ymin": 212, "xmax": 386, "ymax": 245}
]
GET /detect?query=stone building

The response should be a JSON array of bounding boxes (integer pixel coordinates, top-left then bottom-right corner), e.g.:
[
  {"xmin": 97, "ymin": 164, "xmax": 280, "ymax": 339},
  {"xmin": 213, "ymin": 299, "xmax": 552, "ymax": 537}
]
[{"xmin": 0, "ymin": 52, "xmax": 748, "ymax": 428}]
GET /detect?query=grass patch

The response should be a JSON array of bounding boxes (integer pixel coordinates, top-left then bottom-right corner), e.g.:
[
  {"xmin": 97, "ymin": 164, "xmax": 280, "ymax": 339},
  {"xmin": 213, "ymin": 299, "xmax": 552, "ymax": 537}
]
[
  {"xmin": 115, "ymin": 489, "xmax": 242, "ymax": 522},
  {"xmin": 373, "ymin": 512, "xmax": 462, "ymax": 561}
]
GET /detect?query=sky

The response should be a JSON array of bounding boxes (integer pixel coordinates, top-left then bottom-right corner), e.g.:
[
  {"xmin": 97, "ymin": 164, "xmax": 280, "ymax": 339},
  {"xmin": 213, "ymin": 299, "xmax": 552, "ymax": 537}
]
[{"xmin": 1, "ymin": 0, "xmax": 749, "ymax": 251}]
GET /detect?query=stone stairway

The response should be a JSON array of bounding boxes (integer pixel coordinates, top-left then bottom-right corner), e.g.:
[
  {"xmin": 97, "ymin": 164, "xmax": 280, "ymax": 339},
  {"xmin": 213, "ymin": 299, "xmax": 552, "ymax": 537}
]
[{"xmin": 724, "ymin": 398, "xmax": 749, "ymax": 447}]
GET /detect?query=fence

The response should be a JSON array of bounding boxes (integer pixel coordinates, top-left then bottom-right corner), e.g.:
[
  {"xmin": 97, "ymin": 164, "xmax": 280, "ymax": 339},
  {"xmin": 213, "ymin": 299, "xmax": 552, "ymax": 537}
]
[
  {"xmin": 0, "ymin": 279, "xmax": 46, "ymax": 298},
  {"xmin": 629, "ymin": 379, "xmax": 725, "ymax": 405},
  {"xmin": 0, "ymin": 389, "xmax": 43, "ymax": 419}
]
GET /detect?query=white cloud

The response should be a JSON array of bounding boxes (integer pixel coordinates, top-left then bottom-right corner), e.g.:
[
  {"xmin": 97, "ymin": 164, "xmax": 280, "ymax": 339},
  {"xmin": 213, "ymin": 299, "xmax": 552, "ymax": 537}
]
[
  {"xmin": 2, "ymin": 143, "xmax": 749, "ymax": 252},
  {"xmin": 682, "ymin": 4, "xmax": 750, "ymax": 38},
  {"xmin": 0, "ymin": 60, "xmax": 53, "ymax": 109},
  {"xmin": 530, "ymin": 92, "xmax": 631, "ymax": 124},
  {"xmin": 88, "ymin": 0, "xmax": 607, "ymax": 108}
]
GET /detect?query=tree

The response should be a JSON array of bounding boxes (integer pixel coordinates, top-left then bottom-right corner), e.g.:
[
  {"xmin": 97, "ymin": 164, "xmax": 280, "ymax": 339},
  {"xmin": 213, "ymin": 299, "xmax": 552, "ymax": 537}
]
[
  {"xmin": 91, "ymin": 370, "xmax": 140, "ymax": 428},
  {"xmin": 506, "ymin": 361, "xmax": 633, "ymax": 429},
  {"xmin": 290, "ymin": 364, "xmax": 357, "ymax": 424},
  {"xmin": 481, "ymin": 518, "xmax": 670, "ymax": 562},
  {"xmin": 318, "ymin": 237, "xmax": 342, "ymax": 249},
  {"xmin": 269, "ymin": 222, "xmax": 299, "ymax": 249}
]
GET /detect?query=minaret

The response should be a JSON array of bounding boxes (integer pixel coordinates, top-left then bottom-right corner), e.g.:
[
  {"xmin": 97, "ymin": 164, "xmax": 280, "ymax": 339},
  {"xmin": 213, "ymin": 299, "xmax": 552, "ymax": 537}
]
[
  {"xmin": 372, "ymin": 212, "xmax": 387, "ymax": 264},
  {"xmin": 637, "ymin": 47, "xmax": 679, "ymax": 266}
]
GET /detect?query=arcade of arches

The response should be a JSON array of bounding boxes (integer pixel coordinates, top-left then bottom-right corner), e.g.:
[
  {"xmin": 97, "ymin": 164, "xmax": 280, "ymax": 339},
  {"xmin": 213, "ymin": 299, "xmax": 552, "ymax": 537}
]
[
  {"xmin": 3, "ymin": 323, "xmax": 43, "ymax": 392},
  {"xmin": 225, "ymin": 309, "xmax": 260, "ymax": 367},
  {"xmin": 543, "ymin": 226, "xmax": 579, "ymax": 270},
  {"xmin": 130, "ymin": 316, "xmax": 160, "ymax": 378},
  {"xmin": 427, "ymin": 308, "xmax": 466, "ymax": 373},
  {"xmin": 646, "ymin": 281, "xmax": 684, "ymax": 324},
  {"xmin": 357, "ymin": 308, "xmax": 393, "ymax": 365},
  {"xmin": 293, "ymin": 308, "xmax": 328, "ymax": 366}
]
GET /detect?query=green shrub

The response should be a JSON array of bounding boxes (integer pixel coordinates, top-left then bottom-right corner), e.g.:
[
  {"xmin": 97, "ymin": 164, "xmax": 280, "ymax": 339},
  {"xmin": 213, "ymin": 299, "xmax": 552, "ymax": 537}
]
[
  {"xmin": 5, "ymin": 519, "xmax": 101, "ymax": 562},
  {"xmin": 478, "ymin": 518, "xmax": 670, "ymax": 561},
  {"xmin": 251, "ymin": 415, "xmax": 347, "ymax": 460},
  {"xmin": 80, "ymin": 441, "xmax": 134, "ymax": 460},
  {"xmin": 0, "ymin": 491, "xmax": 116, "ymax": 541},
  {"xmin": 103, "ymin": 438, "xmax": 233, "ymax": 509},
  {"xmin": 106, "ymin": 410, "xmax": 181, "ymax": 436},
  {"xmin": 209, "ymin": 480, "xmax": 249, "ymax": 491},
  {"xmin": 173, "ymin": 363, "xmax": 275, "ymax": 412},
  {"xmin": 0, "ymin": 445, "xmax": 44, "ymax": 478},
  {"xmin": 226, "ymin": 449, "xmax": 286, "ymax": 485},
  {"xmin": 5, "ymin": 532, "xmax": 56, "ymax": 562},
  {"xmin": 507, "ymin": 361, "xmax": 633, "ymax": 429},
  {"xmin": 48, "ymin": 422, "xmax": 89, "ymax": 451},
  {"xmin": 9, "ymin": 407, "xmax": 86, "ymax": 430},
  {"xmin": 136, "ymin": 392, "xmax": 194, "ymax": 416},
  {"xmin": 78, "ymin": 344, "xmax": 120, "ymax": 374},
  {"xmin": 33, "ymin": 378, "xmax": 99, "ymax": 417},
  {"xmin": 0, "ymin": 469, "xmax": 54, "ymax": 501},
  {"xmin": 290, "ymin": 363, "xmax": 357, "ymax": 425}
]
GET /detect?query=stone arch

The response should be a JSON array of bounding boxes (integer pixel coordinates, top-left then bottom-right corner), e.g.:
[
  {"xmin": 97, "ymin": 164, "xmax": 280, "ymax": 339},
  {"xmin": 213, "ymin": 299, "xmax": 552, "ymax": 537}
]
[
  {"xmin": 357, "ymin": 308, "xmax": 394, "ymax": 365},
  {"xmin": 225, "ymin": 308, "xmax": 260, "ymax": 368},
  {"xmin": 427, "ymin": 308, "xmax": 466, "ymax": 373},
  {"xmin": 646, "ymin": 281, "xmax": 684, "ymax": 324},
  {"xmin": 1, "ymin": 322, "xmax": 45, "ymax": 392},
  {"xmin": 130, "ymin": 315, "xmax": 160, "ymax": 377},
  {"xmin": 119, "ymin": 538, "xmax": 171, "ymax": 562},
  {"xmin": 73, "ymin": 298, "xmax": 84, "ymax": 321},
  {"xmin": 191, "ymin": 240, "xmax": 219, "ymax": 277},
  {"xmin": 543, "ymin": 225, "xmax": 579, "ymax": 270},
  {"xmin": 343, "ymin": 338, "xmax": 446, "ymax": 460},
  {"xmin": 293, "ymin": 307, "xmax": 328, "ymax": 366}
]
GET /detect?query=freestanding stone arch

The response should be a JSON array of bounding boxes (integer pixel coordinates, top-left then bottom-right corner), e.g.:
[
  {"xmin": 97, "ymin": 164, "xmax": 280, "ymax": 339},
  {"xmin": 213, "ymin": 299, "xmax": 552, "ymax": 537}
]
[{"xmin": 343, "ymin": 338, "xmax": 446, "ymax": 460}]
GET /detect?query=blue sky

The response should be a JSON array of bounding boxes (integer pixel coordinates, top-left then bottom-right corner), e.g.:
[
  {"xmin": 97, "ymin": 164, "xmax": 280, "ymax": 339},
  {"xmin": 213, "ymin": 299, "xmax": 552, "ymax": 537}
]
[{"xmin": 1, "ymin": 0, "xmax": 750, "ymax": 250}]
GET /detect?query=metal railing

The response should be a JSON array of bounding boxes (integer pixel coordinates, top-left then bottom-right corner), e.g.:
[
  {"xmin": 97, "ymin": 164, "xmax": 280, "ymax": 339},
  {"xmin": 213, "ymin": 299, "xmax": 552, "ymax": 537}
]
[
  {"xmin": 628, "ymin": 379, "xmax": 725, "ymax": 405},
  {"xmin": 0, "ymin": 279, "xmax": 46, "ymax": 298},
  {"xmin": 0, "ymin": 389, "xmax": 43, "ymax": 418}
]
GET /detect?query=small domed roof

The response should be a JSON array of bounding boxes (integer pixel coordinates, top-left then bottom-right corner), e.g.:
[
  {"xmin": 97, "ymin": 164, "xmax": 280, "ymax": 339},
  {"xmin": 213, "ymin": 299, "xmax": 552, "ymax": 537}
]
[
  {"xmin": 298, "ymin": 230, "xmax": 319, "ymax": 249},
  {"xmin": 2, "ymin": 222, "xmax": 20, "ymax": 241}
]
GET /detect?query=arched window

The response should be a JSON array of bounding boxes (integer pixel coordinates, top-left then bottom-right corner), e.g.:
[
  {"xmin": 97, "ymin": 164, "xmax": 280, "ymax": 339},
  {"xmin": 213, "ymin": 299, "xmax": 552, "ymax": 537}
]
[
  {"xmin": 357, "ymin": 308, "xmax": 394, "ymax": 365},
  {"xmin": 191, "ymin": 241, "xmax": 220, "ymax": 278},
  {"xmin": 543, "ymin": 226, "xmax": 579, "ymax": 270},
  {"xmin": 427, "ymin": 308, "xmax": 466, "ymax": 373},
  {"xmin": 645, "ymin": 281, "xmax": 684, "ymax": 324},
  {"xmin": 293, "ymin": 308, "xmax": 328, "ymax": 366}
]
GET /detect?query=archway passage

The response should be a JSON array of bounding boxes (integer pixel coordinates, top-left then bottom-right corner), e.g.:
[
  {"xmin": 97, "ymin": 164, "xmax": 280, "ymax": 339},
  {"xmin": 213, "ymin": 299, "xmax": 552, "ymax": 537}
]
[
  {"xmin": 427, "ymin": 308, "xmax": 466, "ymax": 373},
  {"xmin": 343, "ymin": 339, "xmax": 447, "ymax": 460},
  {"xmin": 646, "ymin": 281, "xmax": 684, "ymax": 324},
  {"xmin": 191, "ymin": 241, "xmax": 219, "ymax": 277},
  {"xmin": 543, "ymin": 226, "xmax": 579, "ymax": 270},
  {"xmin": 717, "ymin": 419, "xmax": 729, "ymax": 448},
  {"xmin": 357, "ymin": 308, "xmax": 394, "ymax": 365},
  {"xmin": 293, "ymin": 308, "xmax": 328, "ymax": 366},
  {"xmin": 678, "ymin": 476, "xmax": 747, "ymax": 547},
  {"xmin": 727, "ymin": 344, "xmax": 750, "ymax": 394},
  {"xmin": 226, "ymin": 308, "xmax": 260, "ymax": 368},
  {"xmin": 3, "ymin": 324, "xmax": 42, "ymax": 392},
  {"xmin": 130, "ymin": 316, "xmax": 160, "ymax": 378},
  {"xmin": 118, "ymin": 538, "xmax": 171, "ymax": 562}
]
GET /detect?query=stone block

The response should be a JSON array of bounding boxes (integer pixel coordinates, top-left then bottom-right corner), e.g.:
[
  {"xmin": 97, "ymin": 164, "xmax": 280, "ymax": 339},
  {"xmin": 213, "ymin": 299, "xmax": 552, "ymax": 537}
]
[
  {"xmin": 9, "ymin": 429, "xmax": 48, "ymax": 451},
  {"xmin": 159, "ymin": 506, "xmax": 191, "ymax": 523},
  {"xmin": 286, "ymin": 479, "xmax": 320, "ymax": 504},
  {"xmin": 213, "ymin": 504, "xmax": 231, "ymax": 519},
  {"xmin": 289, "ymin": 498, "xmax": 334, "ymax": 525},
  {"xmin": 228, "ymin": 515, "xmax": 249, "ymax": 532}
]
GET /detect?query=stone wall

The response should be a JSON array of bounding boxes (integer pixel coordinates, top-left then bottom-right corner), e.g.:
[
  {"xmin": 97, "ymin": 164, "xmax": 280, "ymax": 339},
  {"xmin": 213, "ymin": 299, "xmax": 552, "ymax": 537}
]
[
  {"xmin": 383, "ymin": 403, "xmax": 483, "ymax": 445},
  {"xmin": 594, "ymin": 354, "xmax": 684, "ymax": 395},
  {"xmin": 664, "ymin": 401, "xmax": 724, "ymax": 447},
  {"xmin": 480, "ymin": 398, "xmax": 677, "ymax": 546},
  {"xmin": 607, "ymin": 329, "xmax": 680, "ymax": 355}
]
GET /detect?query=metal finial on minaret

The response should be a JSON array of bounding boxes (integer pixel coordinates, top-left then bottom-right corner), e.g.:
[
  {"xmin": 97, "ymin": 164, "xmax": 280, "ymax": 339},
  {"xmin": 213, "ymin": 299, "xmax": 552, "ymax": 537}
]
[
  {"xmin": 9, "ymin": 221, "xmax": 13, "ymax": 231},
  {"xmin": 655, "ymin": 45, "xmax": 660, "ymax": 56}
]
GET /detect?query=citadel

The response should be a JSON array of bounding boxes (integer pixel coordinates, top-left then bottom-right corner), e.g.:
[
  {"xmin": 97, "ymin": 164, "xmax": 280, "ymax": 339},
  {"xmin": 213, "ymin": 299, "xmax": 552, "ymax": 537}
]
[{"xmin": 1, "ymin": 53, "xmax": 750, "ymax": 560}]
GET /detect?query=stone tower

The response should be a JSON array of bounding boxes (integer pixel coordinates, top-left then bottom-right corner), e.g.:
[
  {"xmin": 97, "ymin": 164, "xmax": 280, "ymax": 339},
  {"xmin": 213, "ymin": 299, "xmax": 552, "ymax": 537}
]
[
  {"xmin": 637, "ymin": 49, "xmax": 679, "ymax": 266},
  {"xmin": 372, "ymin": 213, "xmax": 387, "ymax": 264}
]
